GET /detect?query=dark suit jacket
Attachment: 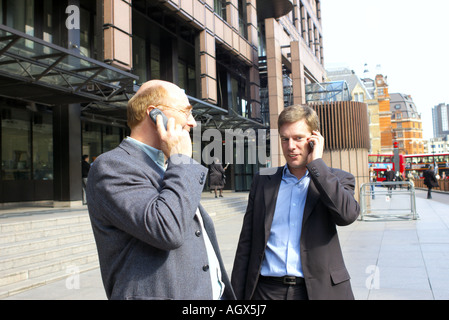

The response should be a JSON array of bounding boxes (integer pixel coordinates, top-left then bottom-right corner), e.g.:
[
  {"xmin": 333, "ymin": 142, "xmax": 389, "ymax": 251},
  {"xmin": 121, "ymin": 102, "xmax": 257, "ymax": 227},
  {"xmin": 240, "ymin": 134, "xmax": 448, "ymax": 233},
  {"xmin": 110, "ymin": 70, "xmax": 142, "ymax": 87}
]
[
  {"xmin": 87, "ymin": 139, "xmax": 235, "ymax": 300},
  {"xmin": 385, "ymin": 170, "xmax": 395, "ymax": 182},
  {"xmin": 423, "ymin": 169, "xmax": 439, "ymax": 188},
  {"xmin": 231, "ymin": 159, "xmax": 360, "ymax": 300}
]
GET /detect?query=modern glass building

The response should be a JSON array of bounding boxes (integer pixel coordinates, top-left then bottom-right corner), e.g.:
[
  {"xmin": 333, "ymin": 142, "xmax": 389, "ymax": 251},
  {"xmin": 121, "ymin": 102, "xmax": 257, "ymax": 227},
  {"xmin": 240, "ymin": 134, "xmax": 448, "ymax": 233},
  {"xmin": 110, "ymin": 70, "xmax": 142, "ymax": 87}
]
[{"xmin": 0, "ymin": 0, "xmax": 326, "ymax": 206}]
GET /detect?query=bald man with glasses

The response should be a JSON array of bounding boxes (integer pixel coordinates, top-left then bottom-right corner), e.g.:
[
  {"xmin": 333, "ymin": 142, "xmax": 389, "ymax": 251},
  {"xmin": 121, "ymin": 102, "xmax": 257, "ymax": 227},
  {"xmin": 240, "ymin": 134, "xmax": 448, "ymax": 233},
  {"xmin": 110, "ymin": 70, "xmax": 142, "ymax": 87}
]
[{"xmin": 87, "ymin": 80, "xmax": 235, "ymax": 300}]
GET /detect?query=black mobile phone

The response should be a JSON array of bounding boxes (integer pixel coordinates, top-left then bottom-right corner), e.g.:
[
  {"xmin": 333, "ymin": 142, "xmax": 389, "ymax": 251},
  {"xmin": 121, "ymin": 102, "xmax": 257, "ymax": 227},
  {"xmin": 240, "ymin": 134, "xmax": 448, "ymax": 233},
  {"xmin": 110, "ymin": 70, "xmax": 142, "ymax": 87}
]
[
  {"xmin": 149, "ymin": 108, "xmax": 168, "ymax": 130},
  {"xmin": 309, "ymin": 141, "xmax": 314, "ymax": 149}
]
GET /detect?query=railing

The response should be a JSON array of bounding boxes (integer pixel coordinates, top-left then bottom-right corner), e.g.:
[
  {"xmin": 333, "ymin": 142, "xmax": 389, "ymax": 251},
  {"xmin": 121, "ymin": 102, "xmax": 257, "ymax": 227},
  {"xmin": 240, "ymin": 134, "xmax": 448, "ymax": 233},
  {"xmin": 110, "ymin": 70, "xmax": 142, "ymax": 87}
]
[
  {"xmin": 359, "ymin": 181, "xmax": 417, "ymax": 221},
  {"xmin": 412, "ymin": 179, "xmax": 449, "ymax": 192}
]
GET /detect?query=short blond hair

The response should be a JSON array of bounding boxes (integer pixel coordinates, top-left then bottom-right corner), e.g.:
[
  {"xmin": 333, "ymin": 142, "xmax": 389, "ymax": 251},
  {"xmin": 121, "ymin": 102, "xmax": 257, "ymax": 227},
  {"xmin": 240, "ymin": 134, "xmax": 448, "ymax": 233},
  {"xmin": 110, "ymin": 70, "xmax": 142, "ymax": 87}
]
[
  {"xmin": 127, "ymin": 81, "xmax": 169, "ymax": 129},
  {"xmin": 278, "ymin": 104, "xmax": 320, "ymax": 132}
]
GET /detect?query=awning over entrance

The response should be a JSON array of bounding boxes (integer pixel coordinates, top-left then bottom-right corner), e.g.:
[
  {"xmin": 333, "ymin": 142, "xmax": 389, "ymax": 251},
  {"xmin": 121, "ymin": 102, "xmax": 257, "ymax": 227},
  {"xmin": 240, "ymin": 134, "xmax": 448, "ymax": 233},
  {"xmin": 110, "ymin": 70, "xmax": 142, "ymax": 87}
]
[
  {"xmin": 189, "ymin": 96, "xmax": 268, "ymax": 131},
  {"xmin": 0, "ymin": 25, "xmax": 266, "ymax": 132},
  {"xmin": 81, "ymin": 94, "xmax": 269, "ymax": 131},
  {"xmin": 0, "ymin": 24, "xmax": 138, "ymax": 106}
]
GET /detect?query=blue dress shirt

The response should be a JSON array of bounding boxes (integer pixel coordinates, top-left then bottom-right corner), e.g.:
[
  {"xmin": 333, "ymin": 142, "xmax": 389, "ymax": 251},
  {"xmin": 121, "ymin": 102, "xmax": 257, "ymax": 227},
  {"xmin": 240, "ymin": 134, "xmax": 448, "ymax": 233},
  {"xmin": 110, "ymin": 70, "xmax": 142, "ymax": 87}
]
[
  {"xmin": 126, "ymin": 137, "xmax": 166, "ymax": 170},
  {"xmin": 260, "ymin": 165, "xmax": 311, "ymax": 278}
]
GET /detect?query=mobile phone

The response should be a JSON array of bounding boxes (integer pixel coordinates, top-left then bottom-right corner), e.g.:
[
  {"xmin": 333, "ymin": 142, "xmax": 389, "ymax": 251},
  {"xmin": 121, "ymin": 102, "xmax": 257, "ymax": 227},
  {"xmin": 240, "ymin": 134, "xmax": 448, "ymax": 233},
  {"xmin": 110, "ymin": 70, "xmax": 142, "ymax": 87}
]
[
  {"xmin": 309, "ymin": 141, "xmax": 314, "ymax": 149},
  {"xmin": 149, "ymin": 108, "xmax": 168, "ymax": 130}
]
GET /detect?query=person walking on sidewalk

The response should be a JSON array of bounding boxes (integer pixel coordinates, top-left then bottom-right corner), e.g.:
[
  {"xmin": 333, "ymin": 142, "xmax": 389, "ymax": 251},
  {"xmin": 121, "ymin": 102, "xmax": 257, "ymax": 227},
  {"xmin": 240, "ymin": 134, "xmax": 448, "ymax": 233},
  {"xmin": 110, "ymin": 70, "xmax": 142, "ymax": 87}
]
[
  {"xmin": 385, "ymin": 165, "xmax": 395, "ymax": 198},
  {"xmin": 209, "ymin": 158, "xmax": 229, "ymax": 198},
  {"xmin": 231, "ymin": 105, "xmax": 360, "ymax": 300},
  {"xmin": 81, "ymin": 155, "xmax": 90, "ymax": 205},
  {"xmin": 423, "ymin": 165, "xmax": 439, "ymax": 199},
  {"xmin": 86, "ymin": 80, "xmax": 235, "ymax": 300}
]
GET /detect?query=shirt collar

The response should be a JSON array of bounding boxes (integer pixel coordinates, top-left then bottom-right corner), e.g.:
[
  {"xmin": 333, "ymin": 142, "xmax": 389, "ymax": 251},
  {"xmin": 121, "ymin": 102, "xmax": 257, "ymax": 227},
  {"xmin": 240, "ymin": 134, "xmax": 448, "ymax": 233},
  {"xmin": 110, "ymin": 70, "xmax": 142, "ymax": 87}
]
[
  {"xmin": 126, "ymin": 137, "xmax": 166, "ymax": 170},
  {"xmin": 282, "ymin": 165, "xmax": 309, "ymax": 183}
]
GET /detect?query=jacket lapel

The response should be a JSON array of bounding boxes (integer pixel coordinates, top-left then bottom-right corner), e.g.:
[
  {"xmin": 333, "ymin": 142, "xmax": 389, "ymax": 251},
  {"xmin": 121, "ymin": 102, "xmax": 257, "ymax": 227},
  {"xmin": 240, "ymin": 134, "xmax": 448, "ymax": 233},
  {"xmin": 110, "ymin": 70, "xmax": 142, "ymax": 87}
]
[
  {"xmin": 263, "ymin": 167, "xmax": 283, "ymax": 241},
  {"xmin": 303, "ymin": 178, "xmax": 320, "ymax": 226}
]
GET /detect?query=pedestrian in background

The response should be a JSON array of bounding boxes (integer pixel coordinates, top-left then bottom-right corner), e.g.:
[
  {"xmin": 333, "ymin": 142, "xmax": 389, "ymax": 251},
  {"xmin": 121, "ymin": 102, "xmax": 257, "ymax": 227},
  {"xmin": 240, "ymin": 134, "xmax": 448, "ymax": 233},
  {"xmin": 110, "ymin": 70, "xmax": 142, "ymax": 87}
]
[
  {"xmin": 209, "ymin": 158, "xmax": 229, "ymax": 198},
  {"xmin": 385, "ymin": 165, "xmax": 395, "ymax": 198},
  {"xmin": 369, "ymin": 167, "xmax": 376, "ymax": 199},
  {"xmin": 81, "ymin": 155, "xmax": 90, "ymax": 205},
  {"xmin": 423, "ymin": 165, "xmax": 439, "ymax": 199}
]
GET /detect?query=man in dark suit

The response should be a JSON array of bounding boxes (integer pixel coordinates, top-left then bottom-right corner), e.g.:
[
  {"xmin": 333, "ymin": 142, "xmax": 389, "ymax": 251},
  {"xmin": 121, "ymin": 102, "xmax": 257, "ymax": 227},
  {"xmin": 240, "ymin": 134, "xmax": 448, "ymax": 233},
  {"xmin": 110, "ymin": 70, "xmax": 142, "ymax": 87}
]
[
  {"xmin": 384, "ymin": 165, "xmax": 396, "ymax": 197},
  {"xmin": 423, "ymin": 165, "xmax": 439, "ymax": 199},
  {"xmin": 87, "ymin": 80, "xmax": 235, "ymax": 300},
  {"xmin": 231, "ymin": 105, "xmax": 360, "ymax": 300}
]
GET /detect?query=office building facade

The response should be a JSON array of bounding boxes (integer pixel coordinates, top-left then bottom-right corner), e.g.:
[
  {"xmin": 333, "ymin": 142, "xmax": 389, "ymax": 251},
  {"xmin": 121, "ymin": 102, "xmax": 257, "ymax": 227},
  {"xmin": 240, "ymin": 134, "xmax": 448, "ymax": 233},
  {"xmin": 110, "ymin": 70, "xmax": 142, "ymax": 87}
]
[{"xmin": 0, "ymin": 0, "xmax": 328, "ymax": 206}]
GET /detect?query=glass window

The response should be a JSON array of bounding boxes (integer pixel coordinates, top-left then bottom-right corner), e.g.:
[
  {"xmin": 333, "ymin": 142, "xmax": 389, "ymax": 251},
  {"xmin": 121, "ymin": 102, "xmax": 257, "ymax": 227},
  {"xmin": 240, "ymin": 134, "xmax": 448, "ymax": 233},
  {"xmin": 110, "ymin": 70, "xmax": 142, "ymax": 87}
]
[
  {"xmin": 214, "ymin": 0, "xmax": 226, "ymax": 20},
  {"xmin": 80, "ymin": 7, "xmax": 92, "ymax": 57},
  {"xmin": 6, "ymin": 0, "xmax": 34, "ymax": 34},
  {"xmin": 358, "ymin": 93, "xmax": 364, "ymax": 102},
  {"xmin": 150, "ymin": 44, "xmax": 161, "ymax": 80},
  {"xmin": 42, "ymin": 0, "xmax": 54, "ymax": 51},
  {"xmin": 442, "ymin": 106, "xmax": 448, "ymax": 131},
  {"xmin": 103, "ymin": 126, "xmax": 122, "ymax": 153},
  {"xmin": 0, "ymin": 0, "xmax": 3, "ymax": 25},
  {"xmin": 178, "ymin": 60, "xmax": 187, "ymax": 93},
  {"xmin": 238, "ymin": 0, "xmax": 247, "ymax": 39},
  {"xmin": 82, "ymin": 122, "xmax": 125, "ymax": 159},
  {"xmin": 379, "ymin": 156, "xmax": 392, "ymax": 163},
  {"xmin": 32, "ymin": 113, "xmax": 53, "ymax": 180},
  {"xmin": 187, "ymin": 65, "xmax": 196, "ymax": 97},
  {"xmin": 133, "ymin": 35, "xmax": 148, "ymax": 85},
  {"xmin": 6, "ymin": 0, "xmax": 35, "ymax": 49},
  {"xmin": 1, "ymin": 107, "xmax": 31, "ymax": 180},
  {"xmin": 82, "ymin": 122, "xmax": 102, "ymax": 159}
]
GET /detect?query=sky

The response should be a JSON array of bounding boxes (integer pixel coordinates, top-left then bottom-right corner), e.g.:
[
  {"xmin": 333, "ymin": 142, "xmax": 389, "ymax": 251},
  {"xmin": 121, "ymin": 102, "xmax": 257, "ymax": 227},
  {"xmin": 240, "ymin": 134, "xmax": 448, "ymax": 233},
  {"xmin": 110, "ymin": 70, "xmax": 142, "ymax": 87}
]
[{"xmin": 320, "ymin": 0, "xmax": 449, "ymax": 140}]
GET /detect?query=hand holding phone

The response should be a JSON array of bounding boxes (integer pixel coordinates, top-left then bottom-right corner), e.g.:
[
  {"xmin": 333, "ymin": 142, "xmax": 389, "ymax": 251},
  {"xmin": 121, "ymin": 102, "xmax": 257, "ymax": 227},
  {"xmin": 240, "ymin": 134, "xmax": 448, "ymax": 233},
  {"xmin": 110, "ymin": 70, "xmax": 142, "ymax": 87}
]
[
  {"xmin": 307, "ymin": 131, "xmax": 323, "ymax": 163},
  {"xmin": 149, "ymin": 108, "xmax": 168, "ymax": 130},
  {"xmin": 149, "ymin": 108, "xmax": 192, "ymax": 158}
]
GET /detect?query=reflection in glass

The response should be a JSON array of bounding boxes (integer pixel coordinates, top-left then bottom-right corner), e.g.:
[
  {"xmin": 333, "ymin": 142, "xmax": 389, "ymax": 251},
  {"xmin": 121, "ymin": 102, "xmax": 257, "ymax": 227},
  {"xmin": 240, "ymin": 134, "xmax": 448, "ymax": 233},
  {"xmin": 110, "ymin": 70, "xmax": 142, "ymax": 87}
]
[{"xmin": 1, "ymin": 107, "xmax": 31, "ymax": 180}]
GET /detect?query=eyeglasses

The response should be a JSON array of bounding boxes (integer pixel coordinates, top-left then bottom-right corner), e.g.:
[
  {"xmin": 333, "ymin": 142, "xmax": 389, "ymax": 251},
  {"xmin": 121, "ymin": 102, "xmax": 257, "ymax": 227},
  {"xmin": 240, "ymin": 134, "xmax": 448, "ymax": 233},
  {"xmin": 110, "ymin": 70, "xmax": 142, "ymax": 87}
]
[{"xmin": 156, "ymin": 104, "xmax": 193, "ymax": 118}]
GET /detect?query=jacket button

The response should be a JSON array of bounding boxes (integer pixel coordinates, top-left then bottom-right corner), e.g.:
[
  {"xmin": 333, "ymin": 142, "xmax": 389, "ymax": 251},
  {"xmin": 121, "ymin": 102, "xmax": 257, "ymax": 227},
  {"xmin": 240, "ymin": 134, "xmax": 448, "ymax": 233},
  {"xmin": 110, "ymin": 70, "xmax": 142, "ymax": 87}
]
[
  {"xmin": 195, "ymin": 230, "xmax": 201, "ymax": 237},
  {"xmin": 203, "ymin": 265, "xmax": 209, "ymax": 272}
]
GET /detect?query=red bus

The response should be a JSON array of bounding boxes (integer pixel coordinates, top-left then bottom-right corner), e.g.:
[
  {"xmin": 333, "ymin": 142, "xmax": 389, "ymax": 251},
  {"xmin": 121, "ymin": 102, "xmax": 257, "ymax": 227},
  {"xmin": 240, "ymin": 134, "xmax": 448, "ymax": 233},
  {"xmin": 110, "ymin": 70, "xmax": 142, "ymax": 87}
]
[
  {"xmin": 404, "ymin": 153, "xmax": 449, "ymax": 179},
  {"xmin": 368, "ymin": 154, "xmax": 405, "ymax": 181}
]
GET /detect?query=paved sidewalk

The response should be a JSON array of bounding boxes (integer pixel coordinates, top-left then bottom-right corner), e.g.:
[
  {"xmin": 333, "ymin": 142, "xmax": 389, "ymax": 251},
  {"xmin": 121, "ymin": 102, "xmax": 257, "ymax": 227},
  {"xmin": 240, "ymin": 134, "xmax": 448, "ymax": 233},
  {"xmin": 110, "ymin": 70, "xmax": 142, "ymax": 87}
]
[
  {"xmin": 346, "ymin": 189, "xmax": 449, "ymax": 299},
  {"xmin": 3, "ymin": 189, "xmax": 449, "ymax": 300}
]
